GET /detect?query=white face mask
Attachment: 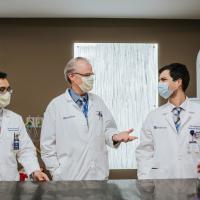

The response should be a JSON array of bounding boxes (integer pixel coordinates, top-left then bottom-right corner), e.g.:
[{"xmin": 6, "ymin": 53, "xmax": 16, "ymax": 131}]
[
  {"xmin": 79, "ymin": 75, "xmax": 94, "ymax": 93},
  {"xmin": 0, "ymin": 92, "xmax": 11, "ymax": 108}
]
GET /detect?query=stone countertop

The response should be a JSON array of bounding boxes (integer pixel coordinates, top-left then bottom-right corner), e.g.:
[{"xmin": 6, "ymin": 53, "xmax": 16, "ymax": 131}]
[{"xmin": 0, "ymin": 179, "xmax": 199, "ymax": 200}]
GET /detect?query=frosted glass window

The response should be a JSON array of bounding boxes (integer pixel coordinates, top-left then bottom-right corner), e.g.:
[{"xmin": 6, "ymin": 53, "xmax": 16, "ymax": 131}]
[{"xmin": 74, "ymin": 43, "xmax": 158, "ymax": 169}]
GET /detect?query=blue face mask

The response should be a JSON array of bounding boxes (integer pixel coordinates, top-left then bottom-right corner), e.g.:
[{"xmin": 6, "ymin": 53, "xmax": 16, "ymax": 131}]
[{"xmin": 158, "ymin": 82, "xmax": 173, "ymax": 99}]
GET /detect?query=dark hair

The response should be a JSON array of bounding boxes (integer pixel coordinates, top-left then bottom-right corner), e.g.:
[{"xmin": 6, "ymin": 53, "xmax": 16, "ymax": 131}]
[
  {"xmin": 0, "ymin": 71, "xmax": 8, "ymax": 79},
  {"xmin": 159, "ymin": 63, "xmax": 190, "ymax": 91}
]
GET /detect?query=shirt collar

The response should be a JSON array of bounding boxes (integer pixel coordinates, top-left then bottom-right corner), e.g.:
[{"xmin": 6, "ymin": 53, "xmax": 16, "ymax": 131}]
[
  {"xmin": 167, "ymin": 96, "xmax": 189, "ymax": 112},
  {"xmin": 68, "ymin": 88, "xmax": 88, "ymax": 103}
]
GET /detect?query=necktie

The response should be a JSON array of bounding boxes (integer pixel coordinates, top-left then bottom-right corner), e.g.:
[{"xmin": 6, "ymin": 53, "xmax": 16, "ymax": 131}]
[
  {"xmin": 79, "ymin": 97, "xmax": 88, "ymax": 119},
  {"xmin": 172, "ymin": 107, "xmax": 182, "ymax": 133}
]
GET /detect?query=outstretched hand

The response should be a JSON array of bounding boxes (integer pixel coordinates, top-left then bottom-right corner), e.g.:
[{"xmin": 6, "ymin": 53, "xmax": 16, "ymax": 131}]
[
  {"xmin": 112, "ymin": 128, "xmax": 138, "ymax": 143},
  {"xmin": 32, "ymin": 170, "xmax": 49, "ymax": 182}
]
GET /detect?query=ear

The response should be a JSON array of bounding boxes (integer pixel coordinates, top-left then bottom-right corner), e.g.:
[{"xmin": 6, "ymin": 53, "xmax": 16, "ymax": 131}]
[
  {"xmin": 177, "ymin": 79, "xmax": 183, "ymax": 88},
  {"xmin": 67, "ymin": 73, "xmax": 73, "ymax": 83}
]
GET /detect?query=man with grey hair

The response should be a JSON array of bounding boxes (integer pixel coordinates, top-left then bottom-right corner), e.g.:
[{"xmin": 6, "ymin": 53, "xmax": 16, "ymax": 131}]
[{"xmin": 41, "ymin": 57, "xmax": 137, "ymax": 180}]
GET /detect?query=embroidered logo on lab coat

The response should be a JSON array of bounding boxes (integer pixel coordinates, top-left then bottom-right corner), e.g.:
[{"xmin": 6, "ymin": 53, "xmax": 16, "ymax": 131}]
[
  {"xmin": 8, "ymin": 128, "xmax": 19, "ymax": 132},
  {"xmin": 153, "ymin": 126, "xmax": 167, "ymax": 129},
  {"xmin": 63, "ymin": 115, "xmax": 75, "ymax": 120}
]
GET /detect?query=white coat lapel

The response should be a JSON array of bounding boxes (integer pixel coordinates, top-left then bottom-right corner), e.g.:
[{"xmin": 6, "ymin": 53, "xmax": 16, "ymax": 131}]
[
  {"xmin": 164, "ymin": 112, "xmax": 177, "ymax": 133},
  {"xmin": 179, "ymin": 111, "xmax": 192, "ymax": 133},
  {"xmin": 87, "ymin": 93, "xmax": 94, "ymax": 130},
  {"xmin": 162, "ymin": 104, "xmax": 177, "ymax": 133},
  {"xmin": 88, "ymin": 93, "xmax": 93, "ymax": 111},
  {"xmin": 162, "ymin": 98, "xmax": 194, "ymax": 134},
  {"xmin": 179, "ymin": 100, "xmax": 194, "ymax": 132},
  {"xmin": 65, "ymin": 90, "xmax": 80, "ymax": 110},
  {"xmin": 1, "ymin": 109, "xmax": 10, "ymax": 138}
]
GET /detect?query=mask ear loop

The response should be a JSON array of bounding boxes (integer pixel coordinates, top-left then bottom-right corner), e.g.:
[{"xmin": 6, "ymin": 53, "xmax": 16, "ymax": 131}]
[
  {"xmin": 176, "ymin": 79, "xmax": 182, "ymax": 90},
  {"xmin": 68, "ymin": 73, "xmax": 81, "ymax": 90},
  {"xmin": 65, "ymin": 73, "xmax": 73, "ymax": 84},
  {"xmin": 171, "ymin": 79, "xmax": 181, "ymax": 95}
]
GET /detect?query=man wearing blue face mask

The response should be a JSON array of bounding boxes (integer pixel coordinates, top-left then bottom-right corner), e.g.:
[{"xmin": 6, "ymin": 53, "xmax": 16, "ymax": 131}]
[{"xmin": 136, "ymin": 63, "xmax": 200, "ymax": 179}]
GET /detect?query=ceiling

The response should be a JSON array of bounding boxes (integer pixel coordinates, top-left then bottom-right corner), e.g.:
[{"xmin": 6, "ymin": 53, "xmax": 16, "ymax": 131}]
[{"xmin": 0, "ymin": 0, "xmax": 200, "ymax": 19}]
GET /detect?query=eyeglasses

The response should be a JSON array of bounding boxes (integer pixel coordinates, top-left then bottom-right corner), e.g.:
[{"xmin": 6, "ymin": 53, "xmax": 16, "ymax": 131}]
[
  {"xmin": 0, "ymin": 86, "xmax": 13, "ymax": 95},
  {"xmin": 72, "ymin": 72, "xmax": 95, "ymax": 77}
]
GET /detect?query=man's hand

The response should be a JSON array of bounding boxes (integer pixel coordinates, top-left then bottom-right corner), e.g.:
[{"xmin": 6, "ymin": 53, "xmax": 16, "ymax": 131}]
[
  {"xmin": 32, "ymin": 170, "xmax": 49, "ymax": 182},
  {"xmin": 112, "ymin": 128, "xmax": 137, "ymax": 143},
  {"xmin": 197, "ymin": 163, "xmax": 200, "ymax": 173}
]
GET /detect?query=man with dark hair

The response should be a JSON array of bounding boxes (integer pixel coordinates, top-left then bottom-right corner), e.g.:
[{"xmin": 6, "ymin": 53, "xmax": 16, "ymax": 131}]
[
  {"xmin": 0, "ymin": 71, "xmax": 49, "ymax": 181},
  {"xmin": 0, "ymin": 71, "xmax": 7, "ymax": 79},
  {"xmin": 158, "ymin": 63, "xmax": 190, "ymax": 92},
  {"xmin": 136, "ymin": 63, "xmax": 200, "ymax": 179}
]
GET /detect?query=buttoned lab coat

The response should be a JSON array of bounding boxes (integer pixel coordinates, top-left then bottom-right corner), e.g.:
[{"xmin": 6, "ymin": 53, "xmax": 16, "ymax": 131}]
[
  {"xmin": 0, "ymin": 109, "xmax": 40, "ymax": 181},
  {"xmin": 136, "ymin": 99, "xmax": 200, "ymax": 179},
  {"xmin": 40, "ymin": 90, "xmax": 119, "ymax": 180}
]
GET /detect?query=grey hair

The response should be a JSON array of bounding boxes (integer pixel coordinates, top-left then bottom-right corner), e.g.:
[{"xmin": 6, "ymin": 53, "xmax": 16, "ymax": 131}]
[{"xmin": 64, "ymin": 57, "xmax": 91, "ymax": 83}]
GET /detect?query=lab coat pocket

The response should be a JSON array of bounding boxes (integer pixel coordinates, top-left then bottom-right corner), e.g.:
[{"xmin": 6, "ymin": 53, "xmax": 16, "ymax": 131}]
[
  {"xmin": 148, "ymin": 159, "xmax": 165, "ymax": 179},
  {"xmin": 92, "ymin": 111, "xmax": 103, "ymax": 136},
  {"xmin": 149, "ymin": 168, "xmax": 167, "ymax": 179},
  {"xmin": 2, "ymin": 137, "xmax": 18, "ymax": 167},
  {"xmin": 52, "ymin": 166, "xmax": 62, "ymax": 181},
  {"xmin": 52, "ymin": 154, "xmax": 72, "ymax": 180}
]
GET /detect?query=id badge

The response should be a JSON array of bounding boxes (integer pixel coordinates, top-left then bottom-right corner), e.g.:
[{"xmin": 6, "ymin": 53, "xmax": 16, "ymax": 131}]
[
  {"xmin": 188, "ymin": 141, "xmax": 200, "ymax": 153},
  {"xmin": 12, "ymin": 133, "xmax": 20, "ymax": 152}
]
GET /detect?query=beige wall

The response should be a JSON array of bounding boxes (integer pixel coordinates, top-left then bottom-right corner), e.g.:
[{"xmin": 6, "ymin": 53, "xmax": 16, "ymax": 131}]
[{"xmin": 0, "ymin": 19, "xmax": 200, "ymax": 118}]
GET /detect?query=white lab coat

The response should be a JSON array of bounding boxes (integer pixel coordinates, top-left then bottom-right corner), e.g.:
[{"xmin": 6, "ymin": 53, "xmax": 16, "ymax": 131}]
[
  {"xmin": 40, "ymin": 90, "xmax": 119, "ymax": 180},
  {"xmin": 0, "ymin": 109, "xmax": 40, "ymax": 181},
  {"xmin": 136, "ymin": 98, "xmax": 200, "ymax": 179}
]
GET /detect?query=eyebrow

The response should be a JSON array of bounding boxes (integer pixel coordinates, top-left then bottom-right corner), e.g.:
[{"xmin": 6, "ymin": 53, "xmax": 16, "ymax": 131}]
[{"xmin": 159, "ymin": 77, "xmax": 168, "ymax": 80}]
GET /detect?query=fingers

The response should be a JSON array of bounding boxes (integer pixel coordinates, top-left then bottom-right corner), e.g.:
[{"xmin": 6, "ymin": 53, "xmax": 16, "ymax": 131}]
[
  {"xmin": 124, "ymin": 135, "xmax": 137, "ymax": 142},
  {"xmin": 119, "ymin": 134, "xmax": 137, "ymax": 143},
  {"xmin": 38, "ymin": 175, "xmax": 44, "ymax": 181},
  {"xmin": 42, "ymin": 173, "xmax": 50, "ymax": 181},
  {"xmin": 127, "ymin": 128, "xmax": 134, "ymax": 134},
  {"xmin": 33, "ymin": 172, "xmax": 49, "ymax": 182},
  {"xmin": 128, "ymin": 135, "xmax": 138, "ymax": 141},
  {"xmin": 197, "ymin": 164, "xmax": 200, "ymax": 173},
  {"xmin": 115, "ymin": 129, "xmax": 138, "ymax": 143}
]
